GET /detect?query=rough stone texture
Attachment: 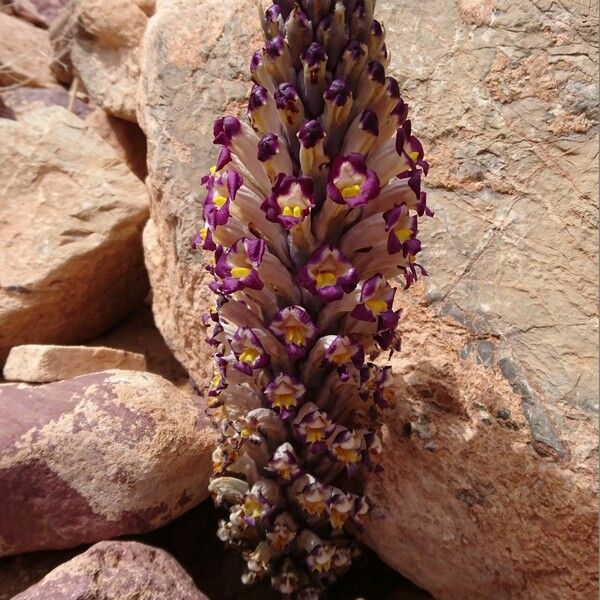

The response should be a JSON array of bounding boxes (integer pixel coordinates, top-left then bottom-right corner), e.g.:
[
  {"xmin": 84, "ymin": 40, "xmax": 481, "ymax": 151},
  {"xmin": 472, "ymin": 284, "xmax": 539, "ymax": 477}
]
[
  {"xmin": 378, "ymin": 0, "xmax": 599, "ymax": 435},
  {"xmin": 89, "ymin": 304, "xmax": 190, "ymax": 389},
  {"xmin": 5, "ymin": 0, "xmax": 70, "ymax": 28},
  {"xmin": 12, "ymin": 541, "xmax": 208, "ymax": 600},
  {"xmin": 48, "ymin": 0, "xmax": 77, "ymax": 83},
  {"xmin": 137, "ymin": 0, "xmax": 598, "ymax": 598},
  {"xmin": 363, "ymin": 286, "xmax": 598, "ymax": 600},
  {"xmin": 85, "ymin": 108, "xmax": 148, "ymax": 179},
  {"xmin": 139, "ymin": 0, "xmax": 261, "ymax": 388},
  {"xmin": 0, "ymin": 370, "xmax": 216, "ymax": 557},
  {"xmin": 0, "ymin": 106, "xmax": 149, "ymax": 364},
  {"xmin": 0, "ymin": 85, "xmax": 93, "ymax": 119},
  {"xmin": 0, "ymin": 12, "xmax": 55, "ymax": 88},
  {"xmin": 70, "ymin": 0, "xmax": 149, "ymax": 121},
  {"xmin": 3, "ymin": 344, "xmax": 147, "ymax": 383}
]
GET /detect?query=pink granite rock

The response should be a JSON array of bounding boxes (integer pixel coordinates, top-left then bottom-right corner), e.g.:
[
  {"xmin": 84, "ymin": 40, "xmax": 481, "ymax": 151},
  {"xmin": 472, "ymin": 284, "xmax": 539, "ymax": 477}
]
[
  {"xmin": 5, "ymin": 0, "xmax": 70, "ymax": 28},
  {"xmin": 0, "ymin": 370, "xmax": 216, "ymax": 557},
  {"xmin": 13, "ymin": 541, "xmax": 208, "ymax": 600},
  {"xmin": 3, "ymin": 344, "xmax": 147, "ymax": 383}
]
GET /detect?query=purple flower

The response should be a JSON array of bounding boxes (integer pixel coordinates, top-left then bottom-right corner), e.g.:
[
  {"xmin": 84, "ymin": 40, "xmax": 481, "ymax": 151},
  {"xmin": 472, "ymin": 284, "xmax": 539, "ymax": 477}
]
[
  {"xmin": 266, "ymin": 443, "xmax": 303, "ymax": 481},
  {"xmin": 269, "ymin": 306, "xmax": 318, "ymax": 359},
  {"xmin": 263, "ymin": 373, "xmax": 306, "ymax": 419},
  {"xmin": 327, "ymin": 153, "xmax": 380, "ymax": 209},
  {"xmin": 323, "ymin": 335, "xmax": 365, "ymax": 381},
  {"xmin": 230, "ymin": 327, "xmax": 271, "ymax": 375},
  {"xmin": 261, "ymin": 173, "xmax": 314, "ymax": 229},
  {"xmin": 215, "ymin": 238, "xmax": 265, "ymax": 294},
  {"xmin": 293, "ymin": 403, "xmax": 334, "ymax": 449},
  {"xmin": 350, "ymin": 275, "xmax": 396, "ymax": 324},
  {"xmin": 298, "ymin": 245, "xmax": 359, "ymax": 302},
  {"xmin": 383, "ymin": 203, "xmax": 418, "ymax": 255},
  {"xmin": 203, "ymin": 170, "xmax": 243, "ymax": 230}
]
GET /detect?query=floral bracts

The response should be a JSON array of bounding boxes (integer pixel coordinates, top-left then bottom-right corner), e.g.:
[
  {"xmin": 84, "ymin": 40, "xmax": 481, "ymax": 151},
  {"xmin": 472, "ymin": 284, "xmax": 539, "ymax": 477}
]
[{"xmin": 201, "ymin": 1, "xmax": 432, "ymax": 597}]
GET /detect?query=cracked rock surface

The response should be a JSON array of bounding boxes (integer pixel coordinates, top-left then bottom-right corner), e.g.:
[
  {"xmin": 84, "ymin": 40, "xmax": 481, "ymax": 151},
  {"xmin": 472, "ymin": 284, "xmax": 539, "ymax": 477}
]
[{"xmin": 137, "ymin": 0, "xmax": 598, "ymax": 598}]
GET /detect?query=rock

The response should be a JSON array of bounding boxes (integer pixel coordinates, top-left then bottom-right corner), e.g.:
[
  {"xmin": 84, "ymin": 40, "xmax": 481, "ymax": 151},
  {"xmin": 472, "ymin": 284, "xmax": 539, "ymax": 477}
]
[
  {"xmin": 6, "ymin": 0, "xmax": 70, "ymax": 28},
  {"xmin": 137, "ymin": 0, "xmax": 598, "ymax": 598},
  {"xmin": 89, "ymin": 304, "xmax": 190, "ymax": 389},
  {"xmin": 379, "ymin": 0, "xmax": 598, "ymax": 426},
  {"xmin": 0, "ymin": 85, "xmax": 93, "ymax": 119},
  {"xmin": 48, "ymin": 0, "xmax": 77, "ymax": 83},
  {"xmin": 0, "ymin": 12, "xmax": 55, "ymax": 88},
  {"xmin": 363, "ymin": 289, "xmax": 599, "ymax": 600},
  {"xmin": 85, "ymin": 108, "xmax": 148, "ymax": 179},
  {"xmin": 3, "ymin": 344, "xmax": 147, "ymax": 383},
  {"xmin": 12, "ymin": 541, "xmax": 208, "ymax": 599},
  {"xmin": 69, "ymin": 0, "xmax": 149, "ymax": 121},
  {"xmin": 0, "ymin": 96, "xmax": 15, "ymax": 119},
  {"xmin": 0, "ymin": 106, "xmax": 149, "ymax": 364},
  {"xmin": 0, "ymin": 370, "xmax": 216, "ymax": 556},
  {"xmin": 138, "ymin": 0, "xmax": 261, "ymax": 387}
]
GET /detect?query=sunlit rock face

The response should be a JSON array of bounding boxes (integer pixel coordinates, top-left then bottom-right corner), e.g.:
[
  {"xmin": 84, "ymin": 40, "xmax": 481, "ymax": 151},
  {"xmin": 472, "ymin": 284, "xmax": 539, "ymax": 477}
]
[{"xmin": 138, "ymin": 0, "xmax": 598, "ymax": 598}]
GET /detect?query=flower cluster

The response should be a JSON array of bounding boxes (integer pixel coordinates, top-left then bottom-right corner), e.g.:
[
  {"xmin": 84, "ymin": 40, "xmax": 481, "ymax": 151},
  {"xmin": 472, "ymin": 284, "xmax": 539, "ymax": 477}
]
[{"xmin": 201, "ymin": 1, "xmax": 432, "ymax": 596}]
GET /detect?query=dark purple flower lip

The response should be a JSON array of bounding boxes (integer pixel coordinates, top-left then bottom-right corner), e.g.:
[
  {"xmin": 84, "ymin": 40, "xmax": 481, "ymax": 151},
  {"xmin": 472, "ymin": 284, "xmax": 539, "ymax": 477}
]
[
  {"xmin": 359, "ymin": 109, "xmax": 379, "ymax": 136},
  {"xmin": 344, "ymin": 40, "xmax": 366, "ymax": 60},
  {"xmin": 261, "ymin": 173, "xmax": 314, "ymax": 229},
  {"xmin": 367, "ymin": 60, "xmax": 386, "ymax": 84},
  {"xmin": 274, "ymin": 82, "xmax": 300, "ymax": 110},
  {"xmin": 371, "ymin": 19, "xmax": 383, "ymax": 37},
  {"xmin": 214, "ymin": 237, "xmax": 265, "ymax": 294},
  {"xmin": 257, "ymin": 133, "xmax": 280, "ymax": 162},
  {"xmin": 298, "ymin": 245, "xmax": 359, "ymax": 303},
  {"xmin": 324, "ymin": 79, "xmax": 351, "ymax": 106},
  {"xmin": 213, "ymin": 116, "xmax": 242, "ymax": 147},
  {"xmin": 327, "ymin": 153, "xmax": 381, "ymax": 209},
  {"xmin": 266, "ymin": 35, "xmax": 286, "ymax": 58},
  {"xmin": 302, "ymin": 42, "xmax": 327, "ymax": 67},
  {"xmin": 269, "ymin": 306, "xmax": 318, "ymax": 360},
  {"xmin": 298, "ymin": 120, "xmax": 325, "ymax": 149},
  {"xmin": 248, "ymin": 84, "xmax": 268, "ymax": 112}
]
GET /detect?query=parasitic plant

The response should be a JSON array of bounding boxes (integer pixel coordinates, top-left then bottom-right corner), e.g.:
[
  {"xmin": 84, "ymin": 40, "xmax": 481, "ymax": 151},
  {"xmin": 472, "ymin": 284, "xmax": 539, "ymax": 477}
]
[{"xmin": 201, "ymin": 1, "xmax": 432, "ymax": 597}]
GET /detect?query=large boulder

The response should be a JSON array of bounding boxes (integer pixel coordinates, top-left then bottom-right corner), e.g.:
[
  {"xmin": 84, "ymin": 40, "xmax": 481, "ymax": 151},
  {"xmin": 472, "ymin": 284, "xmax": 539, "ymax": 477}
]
[
  {"xmin": 0, "ymin": 370, "xmax": 216, "ymax": 557},
  {"xmin": 0, "ymin": 85, "xmax": 94, "ymax": 120},
  {"xmin": 85, "ymin": 108, "xmax": 148, "ymax": 180},
  {"xmin": 363, "ymin": 290, "xmax": 598, "ymax": 600},
  {"xmin": 0, "ymin": 12, "xmax": 55, "ymax": 87},
  {"xmin": 0, "ymin": 106, "xmax": 148, "ymax": 364},
  {"xmin": 138, "ymin": 0, "xmax": 598, "ymax": 598},
  {"xmin": 3, "ymin": 344, "xmax": 147, "ymax": 383},
  {"xmin": 12, "ymin": 541, "xmax": 208, "ymax": 600},
  {"xmin": 5, "ymin": 0, "xmax": 70, "ymax": 28},
  {"xmin": 139, "ymin": 0, "xmax": 260, "ymax": 388}
]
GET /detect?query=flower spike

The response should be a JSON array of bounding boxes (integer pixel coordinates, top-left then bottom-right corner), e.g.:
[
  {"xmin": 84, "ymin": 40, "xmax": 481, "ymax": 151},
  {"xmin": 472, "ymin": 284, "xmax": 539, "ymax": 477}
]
[{"xmin": 201, "ymin": 1, "xmax": 432, "ymax": 595}]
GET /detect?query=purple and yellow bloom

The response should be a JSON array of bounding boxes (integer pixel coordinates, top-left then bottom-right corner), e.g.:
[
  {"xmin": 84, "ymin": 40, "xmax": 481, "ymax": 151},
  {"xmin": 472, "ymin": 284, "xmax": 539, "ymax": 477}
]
[
  {"xmin": 263, "ymin": 373, "xmax": 306, "ymax": 418},
  {"xmin": 269, "ymin": 306, "xmax": 318, "ymax": 359},
  {"xmin": 323, "ymin": 335, "xmax": 365, "ymax": 381},
  {"xmin": 350, "ymin": 274, "xmax": 396, "ymax": 324},
  {"xmin": 261, "ymin": 173, "xmax": 314, "ymax": 229},
  {"xmin": 215, "ymin": 237, "xmax": 265, "ymax": 294},
  {"xmin": 383, "ymin": 203, "xmax": 418, "ymax": 255},
  {"xmin": 298, "ymin": 244, "xmax": 359, "ymax": 302},
  {"xmin": 293, "ymin": 403, "xmax": 334, "ymax": 449},
  {"xmin": 266, "ymin": 442, "xmax": 303, "ymax": 481},
  {"xmin": 230, "ymin": 327, "xmax": 271, "ymax": 375},
  {"xmin": 327, "ymin": 153, "xmax": 380, "ymax": 209}
]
